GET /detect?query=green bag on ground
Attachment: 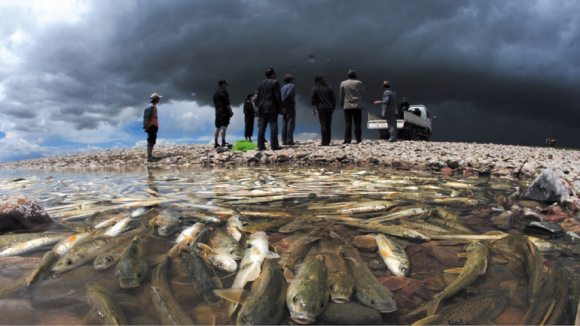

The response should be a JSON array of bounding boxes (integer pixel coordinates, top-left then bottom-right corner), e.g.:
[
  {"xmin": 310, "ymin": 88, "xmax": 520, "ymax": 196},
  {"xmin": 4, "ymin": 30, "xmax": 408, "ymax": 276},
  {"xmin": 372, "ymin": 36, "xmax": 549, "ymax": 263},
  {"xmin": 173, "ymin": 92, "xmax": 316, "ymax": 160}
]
[{"xmin": 232, "ymin": 140, "xmax": 258, "ymax": 152}]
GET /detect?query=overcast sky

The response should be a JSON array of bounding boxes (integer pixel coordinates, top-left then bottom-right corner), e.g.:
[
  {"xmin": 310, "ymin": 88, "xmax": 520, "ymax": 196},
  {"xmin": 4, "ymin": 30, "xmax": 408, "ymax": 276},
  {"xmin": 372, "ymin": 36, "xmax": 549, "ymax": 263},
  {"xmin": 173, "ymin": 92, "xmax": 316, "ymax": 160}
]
[{"xmin": 0, "ymin": 0, "xmax": 578, "ymax": 163}]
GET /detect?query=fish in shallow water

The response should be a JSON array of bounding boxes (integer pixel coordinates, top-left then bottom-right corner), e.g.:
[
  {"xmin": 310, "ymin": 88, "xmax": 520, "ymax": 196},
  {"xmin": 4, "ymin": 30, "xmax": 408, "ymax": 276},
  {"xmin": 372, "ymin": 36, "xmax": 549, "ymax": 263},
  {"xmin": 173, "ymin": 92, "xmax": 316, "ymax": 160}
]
[
  {"xmin": 181, "ymin": 237, "xmax": 223, "ymax": 305},
  {"xmin": 115, "ymin": 232, "xmax": 152, "ymax": 289},
  {"xmin": 150, "ymin": 256, "xmax": 194, "ymax": 325},
  {"xmin": 86, "ymin": 282, "xmax": 128, "ymax": 325},
  {"xmin": 215, "ymin": 259, "xmax": 288, "ymax": 325},
  {"xmin": 342, "ymin": 239, "xmax": 397, "ymax": 313},
  {"xmin": 411, "ymin": 289, "xmax": 511, "ymax": 325},
  {"xmin": 197, "ymin": 227, "xmax": 244, "ymax": 273},
  {"xmin": 319, "ymin": 238, "xmax": 354, "ymax": 303},
  {"xmin": 226, "ymin": 215, "xmax": 244, "ymax": 241},
  {"xmin": 406, "ymin": 241, "xmax": 490, "ymax": 317},
  {"xmin": 285, "ymin": 245, "xmax": 329, "ymax": 324},
  {"xmin": 373, "ymin": 233, "xmax": 410, "ymax": 277}
]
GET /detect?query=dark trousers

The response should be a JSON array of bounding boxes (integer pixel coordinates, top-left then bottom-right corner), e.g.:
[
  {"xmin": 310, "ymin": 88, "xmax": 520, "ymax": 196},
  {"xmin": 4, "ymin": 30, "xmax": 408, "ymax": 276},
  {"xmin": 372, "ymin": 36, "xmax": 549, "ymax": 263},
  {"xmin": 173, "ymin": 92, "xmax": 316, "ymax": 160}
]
[
  {"xmin": 344, "ymin": 109, "xmax": 362, "ymax": 143},
  {"xmin": 317, "ymin": 108, "xmax": 333, "ymax": 146},
  {"xmin": 258, "ymin": 112, "xmax": 280, "ymax": 150},
  {"xmin": 282, "ymin": 105, "xmax": 296, "ymax": 145},
  {"xmin": 244, "ymin": 114, "xmax": 254, "ymax": 138}
]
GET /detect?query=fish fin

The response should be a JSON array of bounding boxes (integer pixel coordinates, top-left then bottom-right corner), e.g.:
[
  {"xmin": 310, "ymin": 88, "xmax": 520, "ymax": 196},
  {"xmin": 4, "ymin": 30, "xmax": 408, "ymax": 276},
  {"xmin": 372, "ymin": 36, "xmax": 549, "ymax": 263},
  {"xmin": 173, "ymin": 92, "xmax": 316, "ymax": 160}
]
[
  {"xmin": 265, "ymin": 251, "xmax": 280, "ymax": 259},
  {"xmin": 443, "ymin": 268, "xmax": 463, "ymax": 274},
  {"xmin": 345, "ymin": 256, "xmax": 359, "ymax": 266},
  {"xmin": 284, "ymin": 268, "xmax": 295, "ymax": 283},
  {"xmin": 244, "ymin": 262, "xmax": 261, "ymax": 282},
  {"xmin": 457, "ymin": 252, "xmax": 470, "ymax": 258},
  {"xmin": 405, "ymin": 296, "xmax": 441, "ymax": 317},
  {"xmin": 227, "ymin": 302, "xmax": 238, "ymax": 316},
  {"xmin": 213, "ymin": 288, "xmax": 250, "ymax": 305},
  {"xmin": 146, "ymin": 254, "xmax": 166, "ymax": 266},
  {"xmin": 198, "ymin": 243, "xmax": 216, "ymax": 254},
  {"xmin": 411, "ymin": 314, "xmax": 441, "ymax": 325},
  {"xmin": 329, "ymin": 231, "xmax": 341, "ymax": 239}
]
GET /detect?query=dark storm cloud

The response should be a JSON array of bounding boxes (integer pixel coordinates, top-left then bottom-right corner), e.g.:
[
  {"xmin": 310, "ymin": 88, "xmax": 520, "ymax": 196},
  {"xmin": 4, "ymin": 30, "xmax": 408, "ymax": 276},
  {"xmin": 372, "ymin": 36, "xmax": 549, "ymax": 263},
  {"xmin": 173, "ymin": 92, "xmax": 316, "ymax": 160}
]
[{"xmin": 2, "ymin": 0, "xmax": 579, "ymax": 147}]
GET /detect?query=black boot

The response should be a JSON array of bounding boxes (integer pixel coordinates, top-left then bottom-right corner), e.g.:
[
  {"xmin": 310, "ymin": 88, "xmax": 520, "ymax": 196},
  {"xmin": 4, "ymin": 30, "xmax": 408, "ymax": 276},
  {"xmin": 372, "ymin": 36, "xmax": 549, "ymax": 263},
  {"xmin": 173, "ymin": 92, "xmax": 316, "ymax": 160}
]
[
  {"xmin": 222, "ymin": 140, "xmax": 227, "ymax": 147},
  {"xmin": 214, "ymin": 139, "xmax": 219, "ymax": 148}
]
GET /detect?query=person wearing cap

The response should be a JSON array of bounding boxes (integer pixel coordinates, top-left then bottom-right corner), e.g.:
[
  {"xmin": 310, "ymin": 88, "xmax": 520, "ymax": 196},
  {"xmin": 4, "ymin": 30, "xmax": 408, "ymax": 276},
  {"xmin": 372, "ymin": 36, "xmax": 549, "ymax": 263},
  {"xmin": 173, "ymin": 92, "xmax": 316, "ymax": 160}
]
[
  {"xmin": 281, "ymin": 74, "xmax": 296, "ymax": 145},
  {"xmin": 143, "ymin": 93, "xmax": 162, "ymax": 162},
  {"xmin": 213, "ymin": 80, "xmax": 234, "ymax": 148},
  {"xmin": 339, "ymin": 70, "xmax": 365, "ymax": 144},
  {"xmin": 311, "ymin": 75, "xmax": 336, "ymax": 146},
  {"xmin": 374, "ymin": 81, "xmax": 399, "ymax": 142},
  {"xmin": 255, "ymin": 67, "xmax": 285, "ymax": 151},
  {"xmin": 243, "ymin": 93, "xmax": 256, "ymax": 142}
]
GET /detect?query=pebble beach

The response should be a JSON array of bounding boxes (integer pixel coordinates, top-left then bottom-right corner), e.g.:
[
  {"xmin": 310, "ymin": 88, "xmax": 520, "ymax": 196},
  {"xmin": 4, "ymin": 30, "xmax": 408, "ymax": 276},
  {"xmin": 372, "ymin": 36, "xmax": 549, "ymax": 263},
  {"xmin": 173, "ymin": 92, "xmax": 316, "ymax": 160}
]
[{"xmin": 1, "ymin": 140, "xmax": 578, "ymax": 179}]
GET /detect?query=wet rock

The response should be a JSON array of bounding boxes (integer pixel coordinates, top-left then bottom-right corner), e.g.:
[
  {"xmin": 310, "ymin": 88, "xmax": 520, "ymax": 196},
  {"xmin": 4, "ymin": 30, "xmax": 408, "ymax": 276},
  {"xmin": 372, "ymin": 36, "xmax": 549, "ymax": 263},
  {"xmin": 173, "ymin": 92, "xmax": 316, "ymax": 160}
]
[
  {"xmin": 425, "ymin": 275, "xmax": 446, "ymax": 291},
  {"xmin": 405, "ymin": 244, "xmax": 423, "ymax": 257},
  {"xmin": 523, "ymin": 221, "xmax": 563, "ymax": 236},
  {"xmin": 492, "ymin": 211, "xmax": 514, "ymax": 230},
  {"xmin": 366, "ymin": 259, "xmax": 387, "ymax": 270},
  {"xmin": 564, "ymin": 230, "xmax": 580, "ymax": 243},
  {"xmin": 0, "ymin": 195, "xmax": 53, "ymax": 233},
  {"xmin": 320, "ymin": 302, "xmax": 382, "ymax": 325},
  {"xmin": 379, "ymin": 276, "xmax": 410, "ymax": 290},
  {"xmin": 424, "ymin": 245, "xmax": 465, "ymax": 267},
  {"xmin": 493, "ymin": 306, "xmax": 525, "ymax": 325},
  {"xmin": 522, "ymin": 169, "xmax": 570, "ymax": 203},
  {"xmin": 352, "ymin": 235, "xmax": 378, "ymax": 252}
]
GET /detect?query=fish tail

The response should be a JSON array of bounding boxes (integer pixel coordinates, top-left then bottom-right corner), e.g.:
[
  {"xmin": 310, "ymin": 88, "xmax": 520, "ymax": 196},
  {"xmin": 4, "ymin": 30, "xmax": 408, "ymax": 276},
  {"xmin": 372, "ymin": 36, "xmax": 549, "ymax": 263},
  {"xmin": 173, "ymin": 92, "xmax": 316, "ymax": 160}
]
[{"xmin": 405, "ymin": 297, "xmax": 441, "ymax": 317}]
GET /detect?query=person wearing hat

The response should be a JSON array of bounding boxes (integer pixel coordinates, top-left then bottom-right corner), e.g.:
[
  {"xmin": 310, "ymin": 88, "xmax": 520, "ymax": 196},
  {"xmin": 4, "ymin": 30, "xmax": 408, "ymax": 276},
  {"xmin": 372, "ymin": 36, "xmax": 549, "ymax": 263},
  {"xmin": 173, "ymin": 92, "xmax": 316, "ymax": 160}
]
[
  {"xmin": 143, "ymin": 93, "xmax": 162, "ymax": 162},
  {"xmin": 255, "ymin": 67, "xmax": 285, "ymax": 151},
  {"xmin": 339, "ymin": 70, "xmax": 365, "ymax": 144},
  {"xmin": 281, "ymin": 74, "xmax": 296, "ymax": 145},
  {"xmin": 374, "ymin": 81, "xmax": 399, "ymax": 142},
  {"xmin": 243, "ymin": 93, "xmax": 256, "ymax": 142},
  {"xmin": 213, "ymin": 80, "xmax": 234, "ymax": 148}
]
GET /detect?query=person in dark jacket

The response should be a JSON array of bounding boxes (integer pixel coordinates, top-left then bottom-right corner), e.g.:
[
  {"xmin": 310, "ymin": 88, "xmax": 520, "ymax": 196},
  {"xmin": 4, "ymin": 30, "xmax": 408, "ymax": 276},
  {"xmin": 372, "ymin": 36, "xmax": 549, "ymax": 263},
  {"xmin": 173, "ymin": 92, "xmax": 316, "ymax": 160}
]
[
  {"xmin": 311, "ymin": 75, "xmax": 336, "ymax": 146},
  {"xmin": 213, "ymin": 80, "xmax": 234, "ymax": 148},
  {"xmin": 255, "ymin": 68, "xmax": 285, "ymax": 151},
  {"xmin": 374, "ymin": 81, "xmax": 398, "ymax": 142},
  {"xmin": 143, "ymin": 93, "xmax": 162, "ymax": 162},
  {"xmin": 281, "ymin": 74, "xmax": 296, "ymax": 145},
  {"xmin": 399, "ymin": 97, "xmax": 410, "ymax": 119},
  {"xmin": 243, "ymin": 94, "xmax": 256, "ymax": 142}
]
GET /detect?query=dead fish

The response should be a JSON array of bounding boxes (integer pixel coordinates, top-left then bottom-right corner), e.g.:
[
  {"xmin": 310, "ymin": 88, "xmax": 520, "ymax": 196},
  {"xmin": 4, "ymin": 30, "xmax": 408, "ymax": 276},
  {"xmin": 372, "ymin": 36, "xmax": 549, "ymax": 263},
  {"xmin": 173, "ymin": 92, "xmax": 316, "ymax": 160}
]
[
  {"xmin": 116, "ymin": 236, "xmax": 149, "ymax": 289},
  {"xmin": 406, "ymin": 241, "xmax": 490, "ymax": 317},
  {"xmin": 86, "ymin": 282, "xmax": 128, "ymax": 325},
  {"xmin": 373, "ymin": 234, "xmax": 410, "ymax": 277}
]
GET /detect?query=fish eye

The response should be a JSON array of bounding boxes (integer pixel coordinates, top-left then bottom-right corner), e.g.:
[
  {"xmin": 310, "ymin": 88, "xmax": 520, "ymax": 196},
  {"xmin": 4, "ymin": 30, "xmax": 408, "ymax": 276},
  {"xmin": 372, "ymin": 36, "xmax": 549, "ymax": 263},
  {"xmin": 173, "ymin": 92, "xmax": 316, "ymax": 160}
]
[
  {"xmin": 400, "ymin": 267, "xmax": 407, "ymax": 272},
  {"xmin": 137, "ymin": 273, "xmax": 142, "ymax": 278},
  {"xmin": 241, "ymin": 316, "xmax": 247, "ymax": 323},
  {"xmin": 320, "ymin": 302, "xmax": 324, "ymax": 308},
  {"xmin": 105, "ymin": 258, "xmax": 111, "ymax": 262},
  {"xmin": 293, "ymin": 295, "xmax": 297, "ymax": 303},
  {"xmin": 330, "ymin": 284, "xmax": 335, "ymax": 290},
  {"xmin": 371, "ymin": 300, "xmax": 377, "ymax": 305},
  {"xmin": 218, "ymin": 263, "xmax": 223, "ymax": 268},
  {"xmin": 230, "ymin": 250, "xmax": 236, "ymax": 255},
  {"xmin": 116, "ymin": 271, "xmax": 120, "ymax": 278},
  {"xmin": 65, "ymin": 259, "xmax": 72, "ymax": 265}
]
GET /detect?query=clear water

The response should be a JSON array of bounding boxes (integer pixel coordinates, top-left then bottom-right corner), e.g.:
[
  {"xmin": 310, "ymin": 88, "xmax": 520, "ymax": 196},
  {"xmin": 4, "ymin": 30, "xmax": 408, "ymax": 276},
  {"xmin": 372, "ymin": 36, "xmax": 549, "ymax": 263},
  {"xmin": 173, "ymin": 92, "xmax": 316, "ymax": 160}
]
[{"xmin": 0, "ymin": 166, "xmax": 577, "ymax": 325}]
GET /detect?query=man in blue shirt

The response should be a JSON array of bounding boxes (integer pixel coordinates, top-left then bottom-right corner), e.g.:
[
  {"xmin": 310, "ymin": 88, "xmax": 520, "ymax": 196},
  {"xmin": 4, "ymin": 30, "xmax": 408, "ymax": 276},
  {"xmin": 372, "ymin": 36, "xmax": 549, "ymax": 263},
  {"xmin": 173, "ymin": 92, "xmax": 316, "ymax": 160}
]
[{"xmin": 281, "ymin": 74, "xmax": 296, "ymax": 145}]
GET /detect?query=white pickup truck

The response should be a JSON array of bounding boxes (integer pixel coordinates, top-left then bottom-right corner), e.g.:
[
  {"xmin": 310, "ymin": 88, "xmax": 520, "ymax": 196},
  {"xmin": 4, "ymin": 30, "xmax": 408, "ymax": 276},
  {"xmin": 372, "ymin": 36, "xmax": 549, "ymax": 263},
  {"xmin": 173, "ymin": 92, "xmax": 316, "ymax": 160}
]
[{"xmin": 367, "ymin": 105, "xmax": 432, "ymax": 141}]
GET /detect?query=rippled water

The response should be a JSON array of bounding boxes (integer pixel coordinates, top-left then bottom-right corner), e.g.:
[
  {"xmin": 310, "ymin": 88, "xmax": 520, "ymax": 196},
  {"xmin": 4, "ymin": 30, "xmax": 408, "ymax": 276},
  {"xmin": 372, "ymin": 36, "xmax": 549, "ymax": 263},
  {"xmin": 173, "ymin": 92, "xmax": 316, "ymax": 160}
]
[{"xmin": 0, "ymin": 166, "xmax": 578, "ymax": 325}]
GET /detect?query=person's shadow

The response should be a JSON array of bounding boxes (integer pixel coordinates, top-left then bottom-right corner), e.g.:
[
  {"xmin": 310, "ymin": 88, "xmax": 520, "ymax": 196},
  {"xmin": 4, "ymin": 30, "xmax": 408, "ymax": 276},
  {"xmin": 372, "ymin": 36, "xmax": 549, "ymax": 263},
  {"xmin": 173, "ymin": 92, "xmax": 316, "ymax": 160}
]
[{"xmin": 147, "ymin": 166, "xmax": 160, "ymax": 197}]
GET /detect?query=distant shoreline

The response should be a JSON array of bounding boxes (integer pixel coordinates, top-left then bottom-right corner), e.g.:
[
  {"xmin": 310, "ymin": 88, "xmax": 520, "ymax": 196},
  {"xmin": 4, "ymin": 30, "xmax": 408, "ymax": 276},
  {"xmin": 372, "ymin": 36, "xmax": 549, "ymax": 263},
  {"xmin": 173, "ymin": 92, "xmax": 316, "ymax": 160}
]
[{"xmin": 0, "ymin": 140, "xmax": 578, "ymax": 179}]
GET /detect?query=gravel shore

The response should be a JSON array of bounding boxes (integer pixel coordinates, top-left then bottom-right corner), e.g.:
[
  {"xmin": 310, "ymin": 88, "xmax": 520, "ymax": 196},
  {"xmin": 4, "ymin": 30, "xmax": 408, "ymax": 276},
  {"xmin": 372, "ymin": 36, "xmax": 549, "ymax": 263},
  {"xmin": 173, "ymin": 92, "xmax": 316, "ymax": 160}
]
[{"xmin": 1, "ymin": 140, "xmax": 578, "ymax": 179}]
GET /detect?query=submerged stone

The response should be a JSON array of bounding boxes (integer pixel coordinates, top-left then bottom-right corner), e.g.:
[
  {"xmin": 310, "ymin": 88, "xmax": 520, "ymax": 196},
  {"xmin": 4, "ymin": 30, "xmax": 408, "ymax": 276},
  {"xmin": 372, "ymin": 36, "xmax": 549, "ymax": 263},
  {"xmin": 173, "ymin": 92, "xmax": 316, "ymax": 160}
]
[
  {"xmin": 0, "ymin": 195, "xmax": 53, "ymax": 233},
  {"xmin": 320, "ymin": 302, "xmax": 382, "ymax": 325}
]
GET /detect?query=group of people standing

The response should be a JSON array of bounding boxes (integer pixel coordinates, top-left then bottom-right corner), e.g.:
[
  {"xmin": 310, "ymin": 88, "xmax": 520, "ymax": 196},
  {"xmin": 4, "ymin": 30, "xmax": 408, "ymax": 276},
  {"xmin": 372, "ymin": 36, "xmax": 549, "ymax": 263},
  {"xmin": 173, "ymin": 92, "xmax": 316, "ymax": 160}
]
[{"xmin": 143, "ymin": 67, "xmax": 402, "ymax": 161}]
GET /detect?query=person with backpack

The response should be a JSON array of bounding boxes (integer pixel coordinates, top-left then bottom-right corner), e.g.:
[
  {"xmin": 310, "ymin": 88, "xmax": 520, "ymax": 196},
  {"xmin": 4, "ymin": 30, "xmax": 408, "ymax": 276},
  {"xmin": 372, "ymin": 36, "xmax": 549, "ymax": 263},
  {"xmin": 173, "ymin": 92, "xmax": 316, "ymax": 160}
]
[{"xmin": 143, "ymin": 93, "xmax": 162, "ymax": 162}]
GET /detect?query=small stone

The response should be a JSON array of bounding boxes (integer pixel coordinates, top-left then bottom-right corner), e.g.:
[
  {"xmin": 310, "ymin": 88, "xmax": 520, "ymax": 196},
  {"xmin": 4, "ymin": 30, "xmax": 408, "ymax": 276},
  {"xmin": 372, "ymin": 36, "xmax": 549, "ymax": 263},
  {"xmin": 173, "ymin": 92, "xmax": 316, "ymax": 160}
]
[
  {"xmin": 352, "ymin": 235, "xmax": 378, "ymax": 252},
  {"xmin": 492, "ymin": 211, "xmax": 514, "ymax": 230},
  {"xmin": 424, "ymin": 245, "xmax": 465, "ymax": 267},
  {"xmin": 320, "ymin": 302, "xmax": 382, "ymax": 325},
  {"xmin": 561, "ymin": 218, "xmax": 580, "ymax": 234}
]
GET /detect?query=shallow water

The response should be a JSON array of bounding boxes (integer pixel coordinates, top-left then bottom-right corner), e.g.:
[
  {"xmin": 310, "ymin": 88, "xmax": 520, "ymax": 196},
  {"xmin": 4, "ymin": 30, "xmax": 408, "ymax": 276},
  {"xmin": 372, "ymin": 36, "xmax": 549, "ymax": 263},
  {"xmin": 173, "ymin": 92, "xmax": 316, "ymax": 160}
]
[{"xmin": 0, "ymin": 166, "xmax": 578, "ymax": 325}]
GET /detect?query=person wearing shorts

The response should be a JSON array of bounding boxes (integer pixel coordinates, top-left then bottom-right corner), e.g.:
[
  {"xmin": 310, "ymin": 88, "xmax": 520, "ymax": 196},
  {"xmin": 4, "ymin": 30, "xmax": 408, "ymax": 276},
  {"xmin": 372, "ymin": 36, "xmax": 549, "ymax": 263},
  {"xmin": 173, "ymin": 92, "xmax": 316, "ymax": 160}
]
[
  {"xmin": 212, "ymin": 80, "xmax": 234, "ymax": 148},
  {"xmin": 143, "ymin": 93, "xmax": 162, "ymax": 162}
]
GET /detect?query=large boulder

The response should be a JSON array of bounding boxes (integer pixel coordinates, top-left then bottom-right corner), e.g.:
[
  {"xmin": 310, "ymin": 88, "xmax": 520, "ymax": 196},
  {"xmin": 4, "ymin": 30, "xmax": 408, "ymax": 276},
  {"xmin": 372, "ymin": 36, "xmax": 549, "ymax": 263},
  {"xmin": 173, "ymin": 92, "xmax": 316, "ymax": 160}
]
[
  {"xmin": 0, "ymin": 196, "xmax": 53, "ymax": 233},
  {"xmin": 522, "ymin": 169, "xmax": 570, "ymax": 203}
]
